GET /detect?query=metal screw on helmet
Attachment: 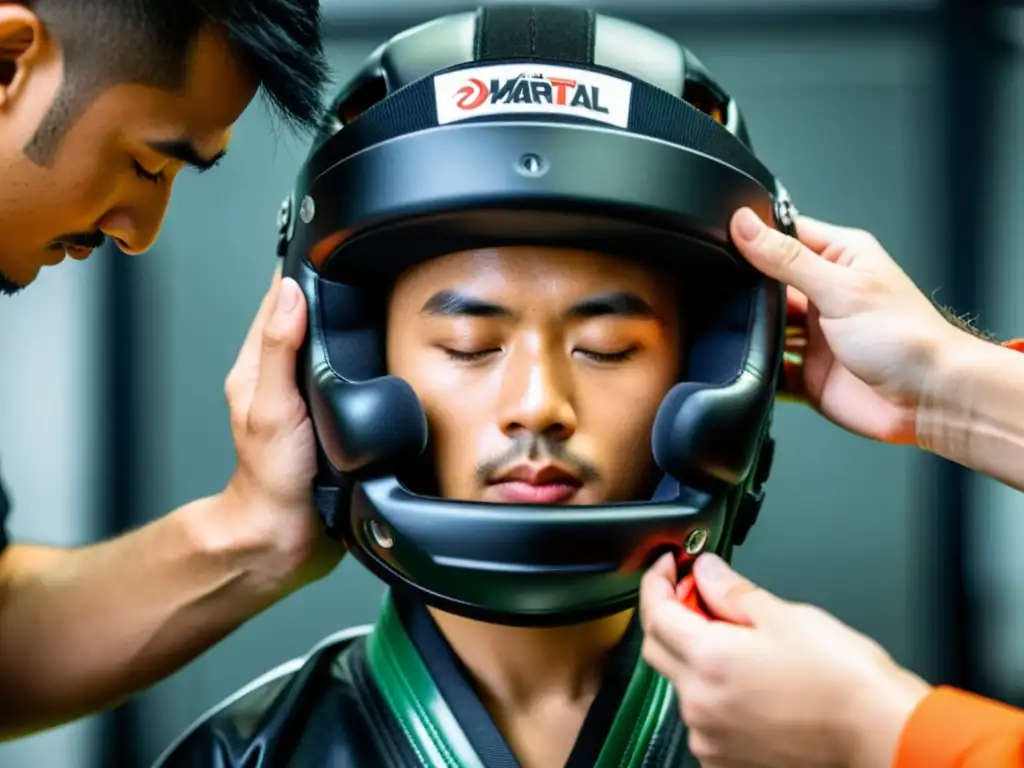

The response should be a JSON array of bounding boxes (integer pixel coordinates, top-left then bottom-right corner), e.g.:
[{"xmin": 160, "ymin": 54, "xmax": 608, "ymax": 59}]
[
  {"xmin": 299, "ymin": 195, "xmax": 316, "ymax": 224},
  {"xmin": 367, "ymin": 519, "xmax": 395, "ymax": 549},
  {"xmin": 516, "ymin": 153, "xmax": 547, "ymax": 177},
  {"xmin": 683, "ymin": 527, "xmax": 709, "ymax": 556},
  {"xmin": 277, "ymin": 196, "xmax": 292, "ymax": 232},
  {"xmin": 774, "ymin": 184, "xmax": 798, "ymax": 230},
  {"xmin": 776, "ymin": 200, "xmax": 796, "ymax": 229}
]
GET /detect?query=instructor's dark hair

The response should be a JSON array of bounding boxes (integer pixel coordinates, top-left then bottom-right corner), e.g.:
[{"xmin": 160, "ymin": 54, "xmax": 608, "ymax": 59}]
[{"xmin": 11, "ymin": 0, "xmax": 329, "ymax": 165}]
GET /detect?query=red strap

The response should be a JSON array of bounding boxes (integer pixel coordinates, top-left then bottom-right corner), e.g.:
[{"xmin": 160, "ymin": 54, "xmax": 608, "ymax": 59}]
[{"xmin": 677, "ymin": 574, "xmax": 714, "ymax": 620}]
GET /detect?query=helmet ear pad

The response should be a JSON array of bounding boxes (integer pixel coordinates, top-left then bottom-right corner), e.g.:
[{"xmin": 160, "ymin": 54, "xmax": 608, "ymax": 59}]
[
  {"xmin": 297, "ymin": 262, "xmax": 428, "ymax": 478},
  {"xmin": 652, "ymin": 278, "xmax": 784, "ymax": 492}
]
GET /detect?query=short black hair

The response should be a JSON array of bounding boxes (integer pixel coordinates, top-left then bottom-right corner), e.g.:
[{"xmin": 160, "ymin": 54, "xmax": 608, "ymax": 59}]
[{"xmin": 17, "ymin": 0, "xmax": 329, "ymax": 165}]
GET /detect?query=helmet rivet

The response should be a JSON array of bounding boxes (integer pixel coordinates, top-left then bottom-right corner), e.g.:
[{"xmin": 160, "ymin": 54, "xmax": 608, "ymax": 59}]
[
  {"xmin": 299, "ymin": 195, "xmax": 316, "ymax": 224},
  {"xmin": 683, "ymin": 527, "xmax": 710, "ymax": 556},
  {"xmin": 367, "ymin": 519, "xmax": 395, "ymax": 550},
  {"xmin": 277, "ymin": 196, "xmax": 291, "ymax": 231},
  {"xmin": 774, "ymin": 184, "xmax": 798, "ymax": 231},
  {"xmin": 776, "ymin": 199, "xmax": 795, "ymax": 229},
  {"xmin": 517, "ymin": 153, "xmax": 546, "ymax": 177}
]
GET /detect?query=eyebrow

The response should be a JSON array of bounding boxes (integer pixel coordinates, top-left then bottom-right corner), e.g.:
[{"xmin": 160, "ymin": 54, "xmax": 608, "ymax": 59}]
[
  {"xmin": 148, "ymin": 139, "xmax": 227, "ymax": 173},
  {"xmin": 419, "ymin": 290, "xmax": 656, "ymax": 320},
  {"xmin": 421, "ymin": 291, "xmax": 513, "ymax": 318},
  {"xmin": 565, "ymin": 291, "xmax": 656, "ymax": 319}
]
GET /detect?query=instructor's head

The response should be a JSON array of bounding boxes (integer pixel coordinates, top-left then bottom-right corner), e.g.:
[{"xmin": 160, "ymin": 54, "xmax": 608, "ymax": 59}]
[{"xmin": 0, "ymin": 0, "xmax": 327, "ymax": 295}]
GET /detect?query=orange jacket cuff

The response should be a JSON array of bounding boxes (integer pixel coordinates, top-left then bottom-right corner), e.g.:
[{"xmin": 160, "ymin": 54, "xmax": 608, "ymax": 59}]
[{"xmin": 894, "ymin": 686, "xmax": 1024, "ymax": 767}]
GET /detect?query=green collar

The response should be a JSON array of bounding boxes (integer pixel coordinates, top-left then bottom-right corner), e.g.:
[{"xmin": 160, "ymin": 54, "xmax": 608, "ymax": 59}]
[{"xmin": 365, "ymin": 592, "xmax": 674, "ymax": 768}]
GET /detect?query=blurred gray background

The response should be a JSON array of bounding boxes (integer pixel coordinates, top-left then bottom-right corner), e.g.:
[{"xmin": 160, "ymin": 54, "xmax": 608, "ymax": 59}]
[{"xmin": 2, "ymin": 0, "xmax": 1022, "ymax": 765}]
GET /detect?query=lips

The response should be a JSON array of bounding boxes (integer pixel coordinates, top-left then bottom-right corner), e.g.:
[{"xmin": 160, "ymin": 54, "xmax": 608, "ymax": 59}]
[{"xmin": 487, "ymin": 464, "xmax": 582, "ymax": 505}]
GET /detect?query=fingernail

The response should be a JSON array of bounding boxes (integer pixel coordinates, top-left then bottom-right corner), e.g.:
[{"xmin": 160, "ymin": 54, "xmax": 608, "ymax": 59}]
[
  {"xmin": 734, "ymin": 208, "xmax": 763, "ymax": 242},
  {"xmin": 276, "ymin": 279, "xmax": 299, "ymax": 315},
  {"xmin": 695, "ymin": 553, "xmax": 731, "ymax": 583}
]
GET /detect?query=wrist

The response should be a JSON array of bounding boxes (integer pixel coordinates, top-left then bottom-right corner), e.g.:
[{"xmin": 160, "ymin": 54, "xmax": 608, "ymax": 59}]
[
  {"xmin": 184, "ymin": 486, "xmax": 321, "ymax": 598},
  {"xmin": 915, "ymin": 327, "xmax": 996, "ymax": 456},
  {"xmin": 843, "ymin": 666, "xmax": 932, "ymax": 768}
]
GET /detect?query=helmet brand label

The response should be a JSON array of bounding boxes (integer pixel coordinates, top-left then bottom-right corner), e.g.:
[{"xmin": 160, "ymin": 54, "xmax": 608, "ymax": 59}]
[{"xmin": 433, "ymin": 63, "xmax": 633, "ymax": 128}]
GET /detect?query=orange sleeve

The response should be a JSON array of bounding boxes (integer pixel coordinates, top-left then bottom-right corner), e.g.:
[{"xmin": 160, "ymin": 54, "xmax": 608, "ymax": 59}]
[
  {"xmin": 892, "ymin": 337, "xmax": 1024, "ymax": 766},
  {"xmin": 894, "ymin": 686, "xmax": 1024, "ymax": 767}
]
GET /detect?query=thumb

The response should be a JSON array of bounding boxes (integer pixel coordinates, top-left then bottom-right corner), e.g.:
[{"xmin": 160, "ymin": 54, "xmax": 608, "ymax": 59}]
[
  {"xmin": 248, "ymin": 278, "xmax": 307, "ymax": 429},
  {"xmin": 692, "ymin": 553, "xmax": 783, "ymax": 627},
  {"xmin": 731, "ymin": 208, "xmax": 846, "ymax": 316}
]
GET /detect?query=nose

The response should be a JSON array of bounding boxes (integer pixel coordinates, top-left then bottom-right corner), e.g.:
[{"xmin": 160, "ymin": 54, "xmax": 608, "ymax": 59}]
[
  {"xmin": 497, "ymin": 338, "xmax": 577, "ymax": 442},
  {"xmin": 98, "ymin": 186, "xmax": 173, "ymax": 255}
]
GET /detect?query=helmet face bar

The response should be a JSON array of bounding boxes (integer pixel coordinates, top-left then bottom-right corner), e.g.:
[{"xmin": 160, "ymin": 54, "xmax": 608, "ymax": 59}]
[{"xmin": 278, "ymin": 5, "xmax": 795, "ymax": 627}]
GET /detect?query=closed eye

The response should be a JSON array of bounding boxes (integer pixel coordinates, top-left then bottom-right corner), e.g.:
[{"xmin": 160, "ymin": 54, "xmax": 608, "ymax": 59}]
[
  {"xmin": 574, "ymin": 347, "xmax": 638, "ymax": 363},
  {"xmin": 441, "ymin": 347, "xmax": 502, "ymax": 363},
  {"xmin": 132, "ymin": 159, "xmax": 164, "ymax": 184}
]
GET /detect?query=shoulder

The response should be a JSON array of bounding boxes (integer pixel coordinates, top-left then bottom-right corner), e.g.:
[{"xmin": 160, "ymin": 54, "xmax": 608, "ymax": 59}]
[{"xmin": 152, "ymin": 623, "xmax": 374, "ymax": 768}]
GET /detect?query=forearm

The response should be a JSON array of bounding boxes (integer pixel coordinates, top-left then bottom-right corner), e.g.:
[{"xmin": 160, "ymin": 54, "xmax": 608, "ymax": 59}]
[
  {"xmin": 917, "ymin": 330, "xmax": 1024, "ymax": 491},
  {"xmin": 0, "ymin": 492, "xmax": 311, "ymax": 739}
]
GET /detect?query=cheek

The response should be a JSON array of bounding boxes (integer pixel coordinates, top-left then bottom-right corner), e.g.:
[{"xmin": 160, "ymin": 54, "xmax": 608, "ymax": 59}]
[
  {"xmin": 587, "ymin": 410, "xmax": 659, "ymax": 497},
  {"xmin": 425, "ymin": 406, "xmax": 476, "ymax": 498},
  {"xmin": 578, "ymin": 373, "xmax": 673, "ymax": 497},
  {"xmin": 55, "ymin": 131, "xmax": 123, "ymax": 211},
  {"xmin": 6, "ymin": 143, "xmax": 123, "ymax": 244},
  {"xmin": 389, "ymin": 348, "xmax": 493, "ymax": 499}
]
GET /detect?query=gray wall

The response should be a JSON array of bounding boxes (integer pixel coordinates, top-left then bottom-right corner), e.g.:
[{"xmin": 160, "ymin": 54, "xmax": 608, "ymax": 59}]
[
  {"xmin": 0, "ymin": 260, "xmax": 105, "ymax": 767},
  {"xmin": 131, "ymin": 21, "xmax": 946, "ymax": 764}
]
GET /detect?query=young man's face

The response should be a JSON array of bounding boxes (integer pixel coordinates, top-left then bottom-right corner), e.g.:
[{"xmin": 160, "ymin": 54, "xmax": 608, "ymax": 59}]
[
  {"xmin": 0, "ymin": 8, "xmax": 257, "ymax": 294},
  {"xmin": 387, "ymin": 247, "xmax": 682, "ymax": 506}
]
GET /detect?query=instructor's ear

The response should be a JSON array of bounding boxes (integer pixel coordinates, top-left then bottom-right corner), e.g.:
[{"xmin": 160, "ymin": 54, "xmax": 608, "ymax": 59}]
[{"xmin": 0, "ymin": 5, "xmax": 46, "ymax": 109}]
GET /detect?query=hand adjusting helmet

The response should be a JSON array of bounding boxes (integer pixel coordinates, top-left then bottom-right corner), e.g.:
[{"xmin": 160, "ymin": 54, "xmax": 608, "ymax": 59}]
[{"xmin": 277, "ymin": 4, "xmax": 797, "ymax": 627}]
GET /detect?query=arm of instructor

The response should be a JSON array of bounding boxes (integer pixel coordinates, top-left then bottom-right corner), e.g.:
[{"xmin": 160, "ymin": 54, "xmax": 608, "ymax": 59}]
[
  {"xmin": 740, "ymin": 206, "xmax": 1024, "ymax": 767},
  {"xmin": 735, "ymin": 205, "xmax": 1024, "ymax": 492},
  {"xmin": 642, "ymin": 207, "xmax": 1024, "ymax": 768},
  {"xmin": 896, "ymin": 687, "xmax": 1024, "ymax": 767},
  {"xmin": 641, "ymin": 555, "xmax": 1024, "ymax": 768},
  {"xmin": 0, "ymin": 271, "xmax": 341, "ymax": 740}
]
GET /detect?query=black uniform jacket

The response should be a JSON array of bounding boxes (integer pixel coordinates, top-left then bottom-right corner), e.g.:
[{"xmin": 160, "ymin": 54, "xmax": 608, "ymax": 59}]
[{"xmin": 153, "ymin": 591, "xmax": 697, "ymax": 767}]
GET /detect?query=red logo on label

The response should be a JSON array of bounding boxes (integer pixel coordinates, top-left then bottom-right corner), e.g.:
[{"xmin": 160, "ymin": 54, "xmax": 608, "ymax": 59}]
[{"xmin": 455, "ymin": 78, "xmax": 489, "ymax": 110}]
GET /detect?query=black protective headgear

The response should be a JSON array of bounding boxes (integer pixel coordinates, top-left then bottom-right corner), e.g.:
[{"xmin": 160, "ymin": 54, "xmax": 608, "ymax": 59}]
[{"xmin": 277, "ymin": 4, "xmax": 797, "ymax": 627}]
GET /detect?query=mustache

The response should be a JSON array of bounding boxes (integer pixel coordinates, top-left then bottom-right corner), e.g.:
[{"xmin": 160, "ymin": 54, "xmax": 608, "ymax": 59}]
[
  {"xmin": 48, "ymin": 231, "xmax": 107, "ymax": 250},
  {"xmin": 0, "ymin": 269, "xmax": 24, "ymax": 297},
  {"xmin": 475, "ymin": 435, "xmax": 600, "ymax": 485}
]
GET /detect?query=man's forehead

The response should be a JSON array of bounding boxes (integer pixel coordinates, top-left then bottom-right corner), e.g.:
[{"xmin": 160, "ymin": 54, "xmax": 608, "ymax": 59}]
[
  {"xmin": 400, "ymin": 246, "xmax": 660, "ymax": 294},
  {"xmin": 86, "ymin": 26, "xmax": 253, "ymax": 143},
  {"xmin": 179, "ymin": 23, "xmax": 259, "ymax": 129},
  {"xmin": 389, "ymin": 247, "xmax": 673, "ymax": 325}
]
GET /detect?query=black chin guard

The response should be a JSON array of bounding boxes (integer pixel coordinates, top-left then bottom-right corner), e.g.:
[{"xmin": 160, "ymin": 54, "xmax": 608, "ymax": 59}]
[{"xmin": 279, "ymin": 38, "xmax": 794, "ymax": 626}]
